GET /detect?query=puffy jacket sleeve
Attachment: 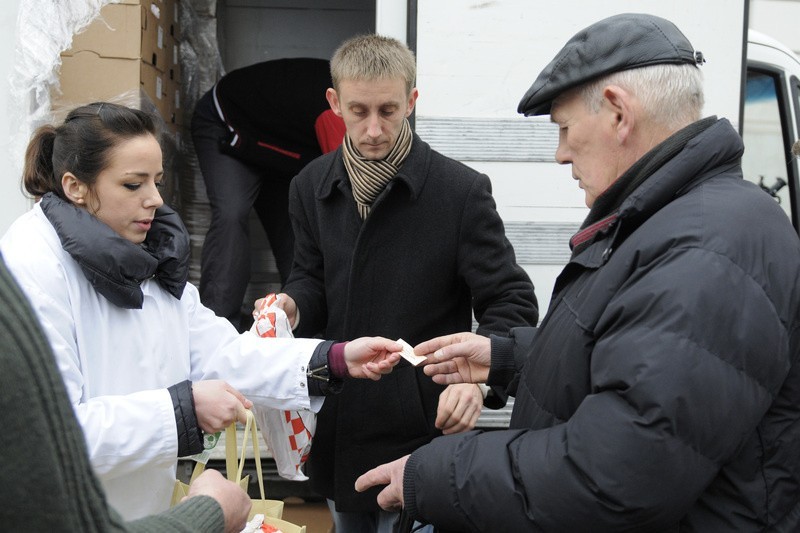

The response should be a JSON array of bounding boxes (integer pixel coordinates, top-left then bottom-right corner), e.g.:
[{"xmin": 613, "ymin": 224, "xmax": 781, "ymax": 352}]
[
  {"xmin": 167, "ymin": 380, "xmax": 204, "ymax": 458},
  {"xmin": 403, "ymin": 246, "xmax": 792, "ymax": 531}
]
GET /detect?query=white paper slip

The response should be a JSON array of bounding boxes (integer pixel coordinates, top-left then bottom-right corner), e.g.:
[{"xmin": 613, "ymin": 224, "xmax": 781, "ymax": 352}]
[{"xmin": 397, "ymin": 338, "xmax": 427, "ymax": 366}]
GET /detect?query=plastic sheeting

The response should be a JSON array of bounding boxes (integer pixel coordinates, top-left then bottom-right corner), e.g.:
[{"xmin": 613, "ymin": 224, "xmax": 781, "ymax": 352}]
[
  {"xmin": 10, "ymin": 0, "xmax": 280, "ymax": 297},
  {"xmin": 176, "ymin": 0, "xmax": 224, "ymax": 286},
  {"xmin": 9, "ymin": 0, "xmax": 226, "ymax": 287},
  {"xmin": 10, "ymin": 0, "xmax": 109, "ymax": 182}
]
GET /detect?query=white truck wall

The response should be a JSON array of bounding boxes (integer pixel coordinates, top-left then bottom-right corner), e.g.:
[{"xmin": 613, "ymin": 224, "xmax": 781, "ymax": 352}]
[
  {"xmin": 750, "ymin": 0, "xmax": 800, "ymax": 56},
  {"xmin": 415, "ymin": 1, "xmax": 745, "ymax": 121},
  {"xmin": 375, "ymin": 0, "xmax": 407, "ymax": 42},
  {"xmin": 0, "ymin": 0, "xmax": 25, "ymax": 234},
  {"xmin": 414, "ymin": 0, "xmax": 747, "ymax": 311}
]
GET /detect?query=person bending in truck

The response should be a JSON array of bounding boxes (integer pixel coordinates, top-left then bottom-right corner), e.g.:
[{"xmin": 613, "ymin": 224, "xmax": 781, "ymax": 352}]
[
  {"xmin": 191, "ymin": 58, "xmax": 345, "ymax": 330},
  {"xmin": 356, "ymin": 13, "xmax": 800, "ymax": 532}
]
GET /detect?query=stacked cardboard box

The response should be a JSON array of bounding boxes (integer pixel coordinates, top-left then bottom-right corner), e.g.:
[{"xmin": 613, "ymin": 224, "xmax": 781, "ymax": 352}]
[
  {"xmin": 56, "ymin": 0, "xmax": 182, "ymax": 133},
  {"xmin": 163, "ymin": 0, "xmax": 182, "ymax": 129}
]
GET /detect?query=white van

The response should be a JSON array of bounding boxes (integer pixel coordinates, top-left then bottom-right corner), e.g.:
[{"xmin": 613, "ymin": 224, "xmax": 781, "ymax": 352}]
[{"xmin": 742, "ymin": 29, "xmax": 800, "ymax": 228}]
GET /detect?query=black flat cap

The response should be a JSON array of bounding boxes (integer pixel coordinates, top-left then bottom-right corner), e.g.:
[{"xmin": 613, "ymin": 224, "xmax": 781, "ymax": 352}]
[{"xmin": 518, "ymin": 13, "xmax": 702, "ymax": 116}]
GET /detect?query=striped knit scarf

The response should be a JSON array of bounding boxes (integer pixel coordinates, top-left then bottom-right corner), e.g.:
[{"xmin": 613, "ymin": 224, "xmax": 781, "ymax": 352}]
[{"xmin": 342, "ymin": 119, "xmax": 413, "ymax": 219}]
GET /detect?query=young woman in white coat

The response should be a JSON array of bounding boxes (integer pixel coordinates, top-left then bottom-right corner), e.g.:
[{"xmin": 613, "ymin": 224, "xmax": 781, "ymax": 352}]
[{"xmin": 0, "ymin": 102, "xmax": 401, "ymax": 520}]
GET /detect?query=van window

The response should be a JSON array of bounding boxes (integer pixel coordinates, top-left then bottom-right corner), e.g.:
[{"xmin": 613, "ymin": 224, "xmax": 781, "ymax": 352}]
[{"xmin": 742, "ymin": 69, "xmax": 793, "ymax": 221}]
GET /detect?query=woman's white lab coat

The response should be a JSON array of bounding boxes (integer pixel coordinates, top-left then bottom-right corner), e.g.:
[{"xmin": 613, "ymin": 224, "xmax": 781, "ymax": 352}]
[{"xmin": 0, "ymin": 203, "xmax": 324, "ymax": 519}]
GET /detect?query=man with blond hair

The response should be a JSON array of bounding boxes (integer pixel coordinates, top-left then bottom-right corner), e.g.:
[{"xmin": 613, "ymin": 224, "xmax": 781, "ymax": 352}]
[
  {"xmin": 277, "ymin": 34, "xmax": 538, "ymax": 531},
  {"xmin": 357, "ymin": 14, "xmax": 800, "ymax": 531}
]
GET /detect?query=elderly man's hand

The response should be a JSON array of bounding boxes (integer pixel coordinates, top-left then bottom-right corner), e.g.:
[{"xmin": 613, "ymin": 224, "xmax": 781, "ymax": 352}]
[
  {"xmin": 355, "ymin": 455, "xmax": 409, "ymax": 512},
  {"xmin": 415, "ymin": 332, "xmax": 491, "ymax": 385}
]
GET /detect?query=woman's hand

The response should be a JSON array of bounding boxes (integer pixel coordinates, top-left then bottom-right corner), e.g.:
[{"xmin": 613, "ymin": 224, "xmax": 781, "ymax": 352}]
[
  {"xmin": 344, "ymin": 337, "xmax": 403, "ymax": 380},
  {"xmin": 192, "ymin": 380, "xmax": 252, "ymax": 433}
]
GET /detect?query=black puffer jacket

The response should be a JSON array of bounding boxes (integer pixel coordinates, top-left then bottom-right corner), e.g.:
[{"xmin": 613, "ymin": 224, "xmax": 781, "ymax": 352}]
[{"xmin": 404, "ymin": 118, "xmax": 800, "ymax": 531}]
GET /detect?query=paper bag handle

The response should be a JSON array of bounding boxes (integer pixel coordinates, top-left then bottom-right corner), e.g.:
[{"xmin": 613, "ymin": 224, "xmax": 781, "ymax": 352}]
[{"xmin": 225, "ymin": 409, "xmax": 266, "ymax": 500}]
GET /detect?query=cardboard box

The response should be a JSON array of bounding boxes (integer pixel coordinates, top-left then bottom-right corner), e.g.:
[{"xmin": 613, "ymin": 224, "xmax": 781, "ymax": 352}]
[
  {"xmin": 161, "ymin": 0, "xmax": 181, "ymax": 41},
  {"xmin": 166, "ymin": 77, "xmax": 182, "ymax": 125},
  {"xmin": 63, "ymin": 3, "xmax": 167, "ymax": 72},
  {"xmin": 165, "ymin": 34, "xmax": 181, "ymax": 82},
  {"xmin": 141, "ymin": 4, "xmax": 167, "ymax": 72},
  {"xmin": 56, "ymin": 52, "xmax": 168, "ymax": 123},
  {"xmin": 56, "ymin": 1, "xmax": 181, "ymax": 129}
]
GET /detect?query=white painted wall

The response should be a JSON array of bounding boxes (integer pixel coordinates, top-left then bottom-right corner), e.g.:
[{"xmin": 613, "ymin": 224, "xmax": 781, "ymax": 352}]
[
  {"xmin": 414, "ymin": 0, "xmax": 748, "ymax": 308},
  {"xmin": 375, "ymin": 0, "xmax": 406, "ymax": 42},
  {"xmin": 0, "ymin": 1, "xmax": 27, "ymax": 235},
  {"xmin": 750, "ymin": 0, "xmax": 800, "ymax": 55}
]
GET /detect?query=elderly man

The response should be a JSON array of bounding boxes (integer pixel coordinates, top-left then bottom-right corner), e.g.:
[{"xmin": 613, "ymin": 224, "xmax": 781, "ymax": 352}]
[{"xmin": 356, "ymin": 13, "xmax": 800, "ymax": 532}]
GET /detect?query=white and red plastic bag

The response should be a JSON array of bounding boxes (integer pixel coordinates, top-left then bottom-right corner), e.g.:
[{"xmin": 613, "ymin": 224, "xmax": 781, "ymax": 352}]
[{"xmin": 250, "ymin": 293, "xmax": 316, "ymax": 481}]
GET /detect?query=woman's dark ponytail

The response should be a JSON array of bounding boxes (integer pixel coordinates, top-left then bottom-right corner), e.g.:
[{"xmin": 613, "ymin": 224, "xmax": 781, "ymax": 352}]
[
  {"xmin": 22, "ymin": 125, "xmax": 59, "ymax": 198},
  {"xmin": 21, "ymin": 102, "xmax": 158, "ymax": 200}
]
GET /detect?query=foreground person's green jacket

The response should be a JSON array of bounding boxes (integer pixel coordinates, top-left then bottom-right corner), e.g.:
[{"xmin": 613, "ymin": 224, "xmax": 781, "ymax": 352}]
[{"xmin": 0, "ymin": 254, "xmax": 226, "ymax": 532}]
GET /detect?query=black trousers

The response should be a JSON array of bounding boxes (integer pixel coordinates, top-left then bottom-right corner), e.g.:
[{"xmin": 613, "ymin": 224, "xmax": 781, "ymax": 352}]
[{"xmin": 191, "ymin": 90, "xmax": 294, "ymax": 330}]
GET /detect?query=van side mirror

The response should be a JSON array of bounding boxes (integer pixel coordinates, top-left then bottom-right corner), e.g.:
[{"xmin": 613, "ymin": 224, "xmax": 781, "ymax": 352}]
[{"xmin": 758, "ymin": 175, "xmax": 787, "ymax": 203}]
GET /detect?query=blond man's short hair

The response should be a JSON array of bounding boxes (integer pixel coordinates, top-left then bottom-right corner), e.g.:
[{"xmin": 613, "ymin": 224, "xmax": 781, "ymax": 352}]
[{"xmin": 330, "ymin": 34, "xmax": 416, "ymax": 95}]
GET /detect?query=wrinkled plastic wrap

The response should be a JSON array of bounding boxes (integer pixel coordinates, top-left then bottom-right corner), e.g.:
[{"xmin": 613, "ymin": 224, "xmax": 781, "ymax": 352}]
[
  {"xmin": 10, "ymin": 0, "xmax": 109, "ymax": 184},
  {"xmin": 176, "ymin": 0, "xmax": 224, "ymax": 286},
  {"xmin": 10, "ymin": 0, "xmax": 278, "ymax": 299},
  {"xmin": 9, "ymin": 0, "xmax": 225, "ymax": 287}
]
